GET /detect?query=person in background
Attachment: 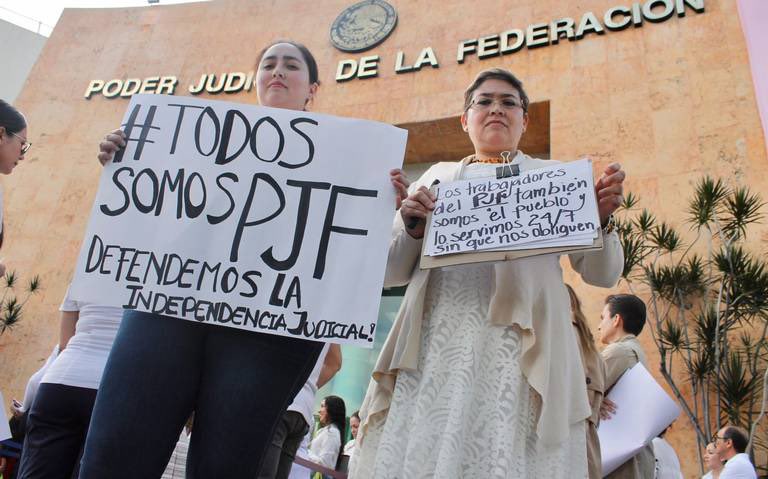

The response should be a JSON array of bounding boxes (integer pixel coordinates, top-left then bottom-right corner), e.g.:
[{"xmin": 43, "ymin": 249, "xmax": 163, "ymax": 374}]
[
  {"xmin": 161, "ymin": 416, "xmax": 194, "ymax": 479},
  {"xmin": 652, "ymin": 426, "xmax": 683, "ymax": 479},
  {"xmin": 1, "ymin": 347, "xmax": 58, "ymax": 479},
  {"xmin": 702, "ymin": 442, "xmax": 725, "ymax": 479},
  {"xmin": 343, "ymin": 411, "xmax": 360, "ymax": 459},
  {"xmin": 16, "ymin": 286, "xmax": 123, "ymax": 479},
  {"xmin": 598, "ymin": 293, "xmax": 654, "ymax": 479},
  {"xmin": 8, "ymin": 345, "xmax": 59, "ymax": 446},
  {"xmin": 566, "ymin": 284, "xmax": 606, "ymax": 479},
  {"xmin": 714, "ymin": 426, "xmax": 756, "ymax": 479},
  {"xmin": 258, "ymin": 344, "xmax": 342, "ymax": 479},
  {"xmin": 308, "ymin": 396, "xmax": 346, "ymax": 472},
  {"xmin": 0, "ymin": 99, "xmax": 31, "ymax": 276}
]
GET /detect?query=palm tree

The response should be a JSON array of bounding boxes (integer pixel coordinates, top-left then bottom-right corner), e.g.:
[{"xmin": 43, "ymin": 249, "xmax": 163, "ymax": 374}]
[
  {"xmin": 616, "ymin": 176, "xmax": 767, "ymax": 474},
  {"xmin": 0, "ymin": 271, "xmax": 41, "ymax": 335}
]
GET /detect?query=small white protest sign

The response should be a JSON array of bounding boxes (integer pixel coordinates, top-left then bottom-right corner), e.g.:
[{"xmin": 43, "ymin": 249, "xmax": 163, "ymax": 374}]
[
  {"xmin": 70, "ymin": 94, "xmax": 407, "ymax": 347},
  {"xmin": 425, "ymin": 159, "xmax": 600, "ymax": 256}
]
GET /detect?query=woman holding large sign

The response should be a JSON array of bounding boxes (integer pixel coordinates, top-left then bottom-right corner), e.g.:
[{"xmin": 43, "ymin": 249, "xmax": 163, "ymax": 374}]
[
  {"xmin": 81, "ymin": 41, "xmax": 409, "ymax": 479},
  {"xmin": 351, "ymin": 68, "xmax": 626, "ymax": 478}
]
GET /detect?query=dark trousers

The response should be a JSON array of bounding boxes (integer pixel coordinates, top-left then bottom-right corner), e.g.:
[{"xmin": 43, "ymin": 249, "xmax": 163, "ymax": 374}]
[
  {"xmin": 16, "ymin": 383, "xmax": 97, "ymax": 479},
  {"xmin": 257, "ymin": 411, "xmax": 310, "ymax": 479},
  {"xmin": 78, "ymin": 311, "xmax": 323, "ymax": 479}
]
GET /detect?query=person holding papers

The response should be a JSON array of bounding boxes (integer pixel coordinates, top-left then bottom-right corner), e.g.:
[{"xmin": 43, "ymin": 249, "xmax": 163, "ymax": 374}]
[
  {"xmin": 351, "ymin": 68, "xmax": 626, "ymax": 478},
  {"xmin": 598, "ymin": 293, "xmax": 655, "ymax": 479},
  {"xmin": 714, "ymin": 426, "xmax": 757, "ymax": 479},
  {"xmin": 86, "ymin": 40, "xmax": 410, "ymax": 479}
]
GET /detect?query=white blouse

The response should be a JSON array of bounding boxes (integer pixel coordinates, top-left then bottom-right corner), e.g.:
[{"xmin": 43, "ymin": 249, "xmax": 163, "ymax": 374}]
[
  {"xmin": 308, "ymin": 424, "xmax": 341, "ymax": 470},
  {"xmin": 41, "ymin": 285, "xmax": 123, "ymax": 390}
]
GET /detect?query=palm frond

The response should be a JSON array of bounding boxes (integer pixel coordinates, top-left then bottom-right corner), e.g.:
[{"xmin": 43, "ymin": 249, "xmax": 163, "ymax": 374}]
[
  {"xmin": 687, "ymin": 176, "xmax": 728, "ymax": 229},
  {"xmin": 649, "ymin": 222, "xmax": 683, "ymax": 253},
  {"xmin": 720, "ymin": 187, "xmax": 765, "ymax": 241},
  {"xmin": 719, "ymin": 351, "xmax": 761, "ymax": 426}
]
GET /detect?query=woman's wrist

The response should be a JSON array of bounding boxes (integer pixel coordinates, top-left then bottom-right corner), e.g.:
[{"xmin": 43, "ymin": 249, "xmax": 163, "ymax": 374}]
[{"xmin": 600, "ymin": 215, "xmax": 616, "ymax": 234}]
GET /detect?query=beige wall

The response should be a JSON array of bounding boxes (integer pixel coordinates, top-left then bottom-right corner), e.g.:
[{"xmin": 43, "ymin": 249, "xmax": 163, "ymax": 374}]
[{"xmin": 1, "ymin": 1, "xmax": 765, "ymax": 477}]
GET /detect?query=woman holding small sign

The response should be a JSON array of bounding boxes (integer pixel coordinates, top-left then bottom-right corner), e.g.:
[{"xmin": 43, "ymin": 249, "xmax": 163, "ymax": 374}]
[
  {"xmin": 351, "ymin": 68, "xmax": 626, "ymax": 478},
  {"xmin": 83, "ymin": 40, "xmax": 410, "ymax": 479}
]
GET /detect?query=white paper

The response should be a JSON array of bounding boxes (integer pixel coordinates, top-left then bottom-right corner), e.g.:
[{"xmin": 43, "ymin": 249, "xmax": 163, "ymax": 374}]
[
  {"xmin": 598, "ymin": 363, "xmax": 681, "ymax": 476},
  {"xmin": 425, "ymin": 159, "xmax": 600, "ymax": 256},
  {"xmin": 70, "ymin": 95, "xmax": 407, "ymax": 347},
  {"xmin": 0, "ymin": 390, "xmax": 11, "ymax": 441}
]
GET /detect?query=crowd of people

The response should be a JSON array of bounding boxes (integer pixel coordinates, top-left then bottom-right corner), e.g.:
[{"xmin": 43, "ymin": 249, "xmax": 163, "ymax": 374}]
[{"xmin": 0, "ymin": 36, "xmax": 762, "ymax": 479}]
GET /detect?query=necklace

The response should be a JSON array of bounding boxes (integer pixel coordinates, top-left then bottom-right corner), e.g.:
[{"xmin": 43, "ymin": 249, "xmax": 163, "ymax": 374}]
[
  {"xmin": 469, "ymin": 150, "xmax": 515, "ymax": 164},
  {"xmin": 470, "ymin": 155, "xmax": 506, "ymax": 164}
]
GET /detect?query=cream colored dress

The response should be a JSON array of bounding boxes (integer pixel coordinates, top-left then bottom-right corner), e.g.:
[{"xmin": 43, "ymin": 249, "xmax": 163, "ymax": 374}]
[{"xmin": 350, "ymin": 163, "xmax": 588, "ymax": 479}]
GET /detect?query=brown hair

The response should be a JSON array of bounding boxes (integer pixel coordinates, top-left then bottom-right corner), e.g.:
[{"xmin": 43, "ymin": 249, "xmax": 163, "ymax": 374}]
[
  {"xmin": 722, "ymin": 426, "xmax": 750, "ymax": 453},
  {"xmin": 463, "ymin": 68, "xmax": 529, "ymax": 112},
  {"xmin": 566, "ymin": 284, "xmax": 597, "ymax": 355}
]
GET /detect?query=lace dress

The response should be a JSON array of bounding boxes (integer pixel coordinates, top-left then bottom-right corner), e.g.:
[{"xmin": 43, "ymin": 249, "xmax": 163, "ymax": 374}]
[{"xmin": 350, "ymin": 163, "xmax": 587, "ymax": 479}]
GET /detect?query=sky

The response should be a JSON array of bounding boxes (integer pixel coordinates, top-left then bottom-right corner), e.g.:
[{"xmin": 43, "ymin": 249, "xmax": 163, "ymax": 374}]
[{"xmin": 0, "ymin": 0, "xmax": 208, "ymax": 36}]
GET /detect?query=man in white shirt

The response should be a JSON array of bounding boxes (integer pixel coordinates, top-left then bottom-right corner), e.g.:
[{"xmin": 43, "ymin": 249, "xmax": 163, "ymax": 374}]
[{"xmin": 715, "ymin": 425, "xmax": 757, "ymax": 479}]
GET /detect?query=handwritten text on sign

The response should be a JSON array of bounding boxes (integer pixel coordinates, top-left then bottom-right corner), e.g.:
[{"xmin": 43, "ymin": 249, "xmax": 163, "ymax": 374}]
[
  {"xmin": 425, "ymin": 160, "xmax": 599, "ymax": 256},
  {"xmin": 71, "ymin": 94, "xmax": 407, "ymax": 346}
]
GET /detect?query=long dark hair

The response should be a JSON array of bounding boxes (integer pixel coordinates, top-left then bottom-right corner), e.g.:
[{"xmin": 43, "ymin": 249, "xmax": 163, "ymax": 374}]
[
  {"xmin": 0, "ymin": 100, "xmax": 25, "ymax": 249},
  {"xmin": 322, "ymin": 395, "xmax": 346, "ymax": 469}
]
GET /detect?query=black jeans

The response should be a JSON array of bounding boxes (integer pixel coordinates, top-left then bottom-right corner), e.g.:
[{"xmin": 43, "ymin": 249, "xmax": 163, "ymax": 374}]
[
  {"xmin": 78, "ymin": 311, "xmax": 323, "ymax": 479},
  {"xmin": 17, "ymin": 383, "xmax": 97, "ymax": 479},
  {"xmin": 257, "ymin": 411, "xmax": 310, "ymax": 479}
]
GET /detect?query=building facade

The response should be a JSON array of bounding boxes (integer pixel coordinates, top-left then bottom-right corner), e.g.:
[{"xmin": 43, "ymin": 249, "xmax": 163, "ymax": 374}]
[
  {"xmin": 0, "ymin": 18, "xmax": 46, "ymax": 102},
  {"xmin": 1, "ymin": 1, "xmax": 766, "ymax": 476}
]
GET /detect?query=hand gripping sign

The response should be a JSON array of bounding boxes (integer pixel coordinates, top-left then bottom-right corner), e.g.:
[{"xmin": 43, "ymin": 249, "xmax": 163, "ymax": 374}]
[{"xmin": 71, "ymin": 94, "xmax": 407, "ymax": 347}]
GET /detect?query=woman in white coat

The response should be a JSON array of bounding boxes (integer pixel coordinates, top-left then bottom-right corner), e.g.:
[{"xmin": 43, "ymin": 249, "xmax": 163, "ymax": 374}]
[{"xmin": 351, "ymin": 68, "xmax": 626, "ymax": 479}]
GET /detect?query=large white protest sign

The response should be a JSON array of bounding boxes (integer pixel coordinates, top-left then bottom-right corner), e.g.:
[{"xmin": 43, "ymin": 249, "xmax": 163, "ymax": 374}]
[
  {"xmin": 424, "ymin": 159, "xmax": 599, "ymax": 256},
  {"xmin": 599, "ymin": 363, "xmax": 682, "ymax": 476},
  {"xmin": 70, "ymin": 94, "xmax": 407, "ymax": 347}
]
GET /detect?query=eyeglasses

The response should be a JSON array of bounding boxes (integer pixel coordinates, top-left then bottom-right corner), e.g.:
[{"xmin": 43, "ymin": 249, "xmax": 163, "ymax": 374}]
[
  {"xmin": 467, "ymin": 96, "xmax": 526, "ymax": 113},
  {"xmin": 9, "ymin": 131, "xmax": 31, "ymax": 155},
  {"xmin": 712, "ymin": 433, "xmax": 727, "ymax": 443}
]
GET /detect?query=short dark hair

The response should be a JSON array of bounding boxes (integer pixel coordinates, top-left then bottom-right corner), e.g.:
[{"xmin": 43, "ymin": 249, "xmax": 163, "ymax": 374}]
[
  {"xmin": 256, "ymin": 40, "xmax": 320, "ymax": 85},
  {"xmin": 0, "ymin": 99, "xmax": 26, "ymax": 135},
  {"xmin": 463, "ymin": 68, "xmax": 529, "ymax": 112},
  {"xmin": 723, "ymin": 426, "xmax": 749, "ymax": 453},
  {"xmin": 605, "ymin": 294, "xmax": 646, "ymax": 336}
]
